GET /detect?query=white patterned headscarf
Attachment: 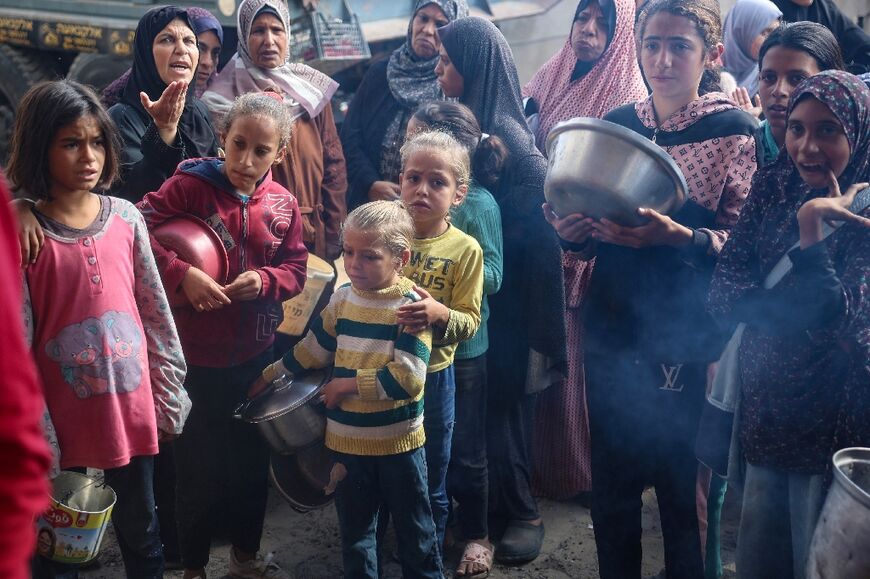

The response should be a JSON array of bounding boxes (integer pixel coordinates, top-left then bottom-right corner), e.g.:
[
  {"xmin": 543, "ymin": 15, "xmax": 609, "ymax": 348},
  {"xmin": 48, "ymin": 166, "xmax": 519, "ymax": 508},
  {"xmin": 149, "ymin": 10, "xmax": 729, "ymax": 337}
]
[{"xmin": 201, "ymin": 0, "xmax": 338, "ymax": 124}]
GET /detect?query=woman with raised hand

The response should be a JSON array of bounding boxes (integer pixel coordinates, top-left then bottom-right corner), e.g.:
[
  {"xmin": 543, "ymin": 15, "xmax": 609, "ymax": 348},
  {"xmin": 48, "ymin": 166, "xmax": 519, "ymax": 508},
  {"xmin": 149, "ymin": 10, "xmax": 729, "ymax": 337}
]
[
  {"xmin": 202, "ymin": 0, "xmax": 346, "ymax": 259},
  {"xmin": 110, "ymin": 6, "xmax": 219, "ymax": 203},
  {"xmin": 340, "ymin": 0, "xmax": 468, "ymax": 211}
]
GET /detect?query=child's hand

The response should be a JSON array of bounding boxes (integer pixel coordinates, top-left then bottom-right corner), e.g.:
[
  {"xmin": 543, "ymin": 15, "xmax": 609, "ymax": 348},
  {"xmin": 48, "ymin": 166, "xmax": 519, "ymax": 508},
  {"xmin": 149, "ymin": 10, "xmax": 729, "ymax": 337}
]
[
  {"xmin": 181, "ymin": 267, "xmax": 231, "ymax": 312},
  {"xmin": 157, "ymin": 429, "xmax": 178, "ymax": 444},
  {"xmin": 797, "ymin": 174, "xmax": 870, "ymax": 248},
  {"xmin": 223, "ymin": 270, "xmax": 263, "ymax": 301},
  {"xmin": 368, "ymin": 180, "xmax": 401, "ymax": 201},
  {"xmin": 730, "ymin": 87, "xmax": 762, "ymax": 118},
  {"xmin": 396, "ymin": 286, "xmax": 449, "ymax": 333},
  {"xmin": 13, "ymin": 199, "xmax": 43, "ymax": 265},
  {"xmin": 542, "ymin": 203, "xmax": 595, "ymax": 244},
  {"xmin": 321, "ymin": 377, "xmax": 357, "ymax": 409}
]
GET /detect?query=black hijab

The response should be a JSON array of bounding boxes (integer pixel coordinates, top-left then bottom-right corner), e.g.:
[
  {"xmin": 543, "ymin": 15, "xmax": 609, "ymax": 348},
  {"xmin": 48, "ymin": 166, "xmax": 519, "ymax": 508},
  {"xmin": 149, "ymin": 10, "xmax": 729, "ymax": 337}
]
[
  {"xmin": 772, "ymin": 0, "xmax": 870, "ymax": 74},
  {"xmin": 571, "ymin": 0, "xmax": 617, "ymax": 81},
  {"xmin": 122, "ymin": 6, "xmax": 216, "ymax": 157},
  {"xmin": 438, "ymin": 16, "xmax": 568, "ymax": 384}
]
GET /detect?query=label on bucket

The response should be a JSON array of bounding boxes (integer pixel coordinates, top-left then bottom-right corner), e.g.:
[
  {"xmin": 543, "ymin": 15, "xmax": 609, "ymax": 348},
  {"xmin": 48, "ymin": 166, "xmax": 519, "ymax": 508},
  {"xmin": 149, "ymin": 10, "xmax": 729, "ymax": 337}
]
[{"xmin": 36, "ymin": 501, "xmax": 112, "ymax": 564}]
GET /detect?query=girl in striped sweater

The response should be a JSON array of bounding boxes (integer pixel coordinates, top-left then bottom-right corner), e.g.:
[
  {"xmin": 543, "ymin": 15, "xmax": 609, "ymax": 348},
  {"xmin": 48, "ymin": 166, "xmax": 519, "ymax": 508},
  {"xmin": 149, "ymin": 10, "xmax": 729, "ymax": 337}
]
[{"xmin": 258, "ymin": 200, "xmax": 442, "ymax": 578}]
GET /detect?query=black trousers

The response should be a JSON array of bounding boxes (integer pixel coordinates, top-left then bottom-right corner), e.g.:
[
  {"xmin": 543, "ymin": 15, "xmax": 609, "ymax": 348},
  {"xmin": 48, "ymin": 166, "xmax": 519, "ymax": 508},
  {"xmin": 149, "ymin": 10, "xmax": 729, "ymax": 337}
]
[
  {"xmin": 173, "ymin": 350, "xmax": 273, "ymax": 570},
  {"xmin": 586, "ymin": 355, "xmax": 705, "ymax": 579}
]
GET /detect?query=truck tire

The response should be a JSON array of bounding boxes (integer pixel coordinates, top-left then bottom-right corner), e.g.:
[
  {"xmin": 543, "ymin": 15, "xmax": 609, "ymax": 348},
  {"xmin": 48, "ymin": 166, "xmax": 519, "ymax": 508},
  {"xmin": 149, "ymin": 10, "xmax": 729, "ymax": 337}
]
[
  {"xmin": 0, "ymin": 45, "xmax": 55, "ymax": 163},
  {"xmin": 67, "ymin": 53, "xmax": 131, "ymax": 92}
]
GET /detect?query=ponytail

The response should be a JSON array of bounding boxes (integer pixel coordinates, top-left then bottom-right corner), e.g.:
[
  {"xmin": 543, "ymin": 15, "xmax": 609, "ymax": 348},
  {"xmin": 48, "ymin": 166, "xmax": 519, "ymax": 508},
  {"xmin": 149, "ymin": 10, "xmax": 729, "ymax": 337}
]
[
  {"xmin": 699, "ymin": 67, "xmax": 722, "ymax": 96},
  {"xmin": 472, "ymin": 134, "xmax": 510, "ymax": 190}
]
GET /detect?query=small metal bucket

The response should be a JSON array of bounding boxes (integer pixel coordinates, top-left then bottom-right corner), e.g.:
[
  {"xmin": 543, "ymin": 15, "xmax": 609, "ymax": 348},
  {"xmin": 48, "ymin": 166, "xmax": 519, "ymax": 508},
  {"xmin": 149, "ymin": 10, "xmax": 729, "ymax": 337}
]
[{"xmin": 36, "ymin": 471, "xmax": 116, "ymax": 564}]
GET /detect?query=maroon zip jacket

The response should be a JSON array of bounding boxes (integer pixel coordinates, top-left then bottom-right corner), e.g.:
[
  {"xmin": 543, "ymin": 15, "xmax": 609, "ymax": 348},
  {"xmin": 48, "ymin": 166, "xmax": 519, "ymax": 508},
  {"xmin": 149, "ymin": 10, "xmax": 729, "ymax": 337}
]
[{"xmin": 139, "ymin": 158, "xmax": 307, "ymax": 367}]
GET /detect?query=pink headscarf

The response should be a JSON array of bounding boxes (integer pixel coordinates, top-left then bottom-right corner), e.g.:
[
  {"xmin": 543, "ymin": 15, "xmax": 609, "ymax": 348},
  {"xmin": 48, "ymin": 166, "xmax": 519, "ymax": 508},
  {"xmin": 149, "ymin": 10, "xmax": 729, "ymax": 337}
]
[{"xmin": 523, "ymin": 0, "xmax": 647, "ymax": 152}]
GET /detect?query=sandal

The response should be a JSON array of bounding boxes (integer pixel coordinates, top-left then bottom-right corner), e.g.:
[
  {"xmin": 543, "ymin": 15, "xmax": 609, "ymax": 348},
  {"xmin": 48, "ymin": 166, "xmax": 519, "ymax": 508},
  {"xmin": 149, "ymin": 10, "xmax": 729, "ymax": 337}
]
[{"xmin": 456, "ymin": 540, "xmax": 494, "ymax": 578}]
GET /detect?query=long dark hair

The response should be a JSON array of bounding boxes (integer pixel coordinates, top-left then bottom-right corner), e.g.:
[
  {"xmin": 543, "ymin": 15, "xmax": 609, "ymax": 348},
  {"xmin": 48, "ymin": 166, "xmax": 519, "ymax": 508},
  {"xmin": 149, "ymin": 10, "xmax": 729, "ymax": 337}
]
[
  {"xmin": 758, "ymin": 21, "xmax": 845, "ymax": 73},
  {"xmin": 7, "ymin": 80, "xmax": 120, "ymax": 200},
  {"xmin": 637, "ymin": 0, "xmax": 723, "ymax": 95},
  {"xmin": 411, "ymin": 101, "xmax": 510, "ymax": 191}
]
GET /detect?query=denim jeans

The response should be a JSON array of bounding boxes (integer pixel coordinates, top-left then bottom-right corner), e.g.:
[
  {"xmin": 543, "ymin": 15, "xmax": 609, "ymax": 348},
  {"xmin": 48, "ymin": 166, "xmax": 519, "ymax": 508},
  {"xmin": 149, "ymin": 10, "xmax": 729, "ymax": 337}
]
[
  {"xmin": 447, "ymin": 355, "xmax": 489, "ymax": 540},
  {"xmin": 736, "ymin": 463, "xmax": 825, "ymax": 579},
  {"xmin": 423, "ymin": 365, "xmax": 456, "ymax": 550},
  {"xmin": 334, "ymin": 448, "xmax": 442, "ymax": 579},
  {"xmin": 32, "ymin": 456, "xmax": 164, "ymax": 579},
  {"xmin": 173, "ymin": 350, "xmax": 273, "ymax": 570}
]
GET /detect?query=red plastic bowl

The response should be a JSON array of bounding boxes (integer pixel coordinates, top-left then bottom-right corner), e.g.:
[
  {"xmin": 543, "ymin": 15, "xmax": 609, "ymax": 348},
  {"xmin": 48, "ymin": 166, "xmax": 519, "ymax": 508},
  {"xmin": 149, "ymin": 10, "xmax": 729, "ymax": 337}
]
[{"xmin": 151, "ymin": 215, "xmax": 229, "ymax": 307}]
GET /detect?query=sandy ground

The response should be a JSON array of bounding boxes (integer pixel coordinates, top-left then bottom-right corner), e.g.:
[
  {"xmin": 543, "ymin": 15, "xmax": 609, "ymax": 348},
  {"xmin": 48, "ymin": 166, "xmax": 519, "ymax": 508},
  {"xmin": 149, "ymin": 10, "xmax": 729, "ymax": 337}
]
[{"xmin": 80, "ymin": 484, "xmax": 739, "ymax": 578}]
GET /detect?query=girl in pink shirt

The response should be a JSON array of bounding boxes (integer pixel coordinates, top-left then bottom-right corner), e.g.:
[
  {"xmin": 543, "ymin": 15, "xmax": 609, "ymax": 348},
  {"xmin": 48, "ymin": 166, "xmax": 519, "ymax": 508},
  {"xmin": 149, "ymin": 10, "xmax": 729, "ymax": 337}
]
[{"xmin": 7, "ymin": 79, "xmax": 189, "ymax": 579}]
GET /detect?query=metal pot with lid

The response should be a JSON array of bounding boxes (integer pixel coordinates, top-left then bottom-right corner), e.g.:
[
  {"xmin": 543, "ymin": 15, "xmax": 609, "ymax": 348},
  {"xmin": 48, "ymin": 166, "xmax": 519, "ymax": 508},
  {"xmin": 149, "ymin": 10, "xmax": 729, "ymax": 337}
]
[{"xmin": 235, "ymin": 369, "xmax": 329, "ymax": 455}]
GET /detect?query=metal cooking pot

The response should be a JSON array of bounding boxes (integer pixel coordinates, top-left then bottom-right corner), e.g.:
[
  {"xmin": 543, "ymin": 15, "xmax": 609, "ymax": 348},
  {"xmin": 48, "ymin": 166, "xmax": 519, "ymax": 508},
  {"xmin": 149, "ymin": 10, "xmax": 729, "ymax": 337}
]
[
  {"xmin": 151, "ymin": 216, "xmax": 229, "ymax": 307},
  {"xmin": 808, "ymin": 447, "xmax": 870, "ymax": 578},
  {"xmin": 269, "ymin": 442, "xmax": 336, "ymax": 512},
  {"xmin": 544, "ymin": 118, "xmax": 688, "ymax": 226},
  {"xmin": 235, "ymin": 369, "xmax": 329, "ymax": 455}
]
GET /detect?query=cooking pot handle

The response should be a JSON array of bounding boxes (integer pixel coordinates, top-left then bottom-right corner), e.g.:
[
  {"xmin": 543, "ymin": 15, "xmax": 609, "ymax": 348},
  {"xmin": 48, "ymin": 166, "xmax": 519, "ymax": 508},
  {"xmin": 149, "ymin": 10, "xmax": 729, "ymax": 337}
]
[{"xmin": 233, "ymin": 399, "xmax": 250, "ymax": 420}]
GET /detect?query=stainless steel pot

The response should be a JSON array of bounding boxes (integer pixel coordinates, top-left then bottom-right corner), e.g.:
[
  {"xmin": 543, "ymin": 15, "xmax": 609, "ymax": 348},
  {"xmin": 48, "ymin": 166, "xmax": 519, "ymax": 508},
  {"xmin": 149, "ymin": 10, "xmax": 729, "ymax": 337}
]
[
  {"xmin": 544, "ymin": 118, "xmax": 688, "ymax": 226},
  {"xmin": 235, "ymin": 369, "xmax": 329, "ymax": 455},
  {"xmin": 269, "ymin": 442, "xmax": 336, "ymax": 513},
  {"xmin": 808, "ymin": 447, "xmax": 870, "ymax": 578}
]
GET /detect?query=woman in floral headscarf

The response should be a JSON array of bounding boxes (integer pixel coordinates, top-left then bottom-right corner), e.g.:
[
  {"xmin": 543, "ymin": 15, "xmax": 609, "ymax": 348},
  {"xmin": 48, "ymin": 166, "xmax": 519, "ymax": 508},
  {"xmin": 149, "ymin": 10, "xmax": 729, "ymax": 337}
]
[
  {"xmin": 522, "ymin": 0, "xmax": 647, "ymax": 503},
  {"xmin": 202, "ymin": 0, "xmax": 347, "ymax": 259},
  {"xmin": 709, "ymin": 70, "xmax": 870, "ymax": 579},
  {"xmin": 340, "ymin": 0, "xmax": 468, "ymax": 210}
]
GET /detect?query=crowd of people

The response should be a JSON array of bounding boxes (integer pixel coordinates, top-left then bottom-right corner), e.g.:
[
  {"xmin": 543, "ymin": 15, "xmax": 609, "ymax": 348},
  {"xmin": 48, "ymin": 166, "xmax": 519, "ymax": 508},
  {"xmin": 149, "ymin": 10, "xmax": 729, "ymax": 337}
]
[{"xmin": 1, "ymin": 0, "xmax": 869, "ymax": 578}]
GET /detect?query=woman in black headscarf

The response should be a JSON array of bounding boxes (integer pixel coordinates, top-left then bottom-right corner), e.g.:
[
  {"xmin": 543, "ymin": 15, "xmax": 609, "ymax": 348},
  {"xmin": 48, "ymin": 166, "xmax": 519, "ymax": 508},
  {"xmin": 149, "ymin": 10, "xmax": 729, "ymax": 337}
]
[
  {"xmin": 340, "ymin": 0, "xmax": 468, "ymax": 210},
  {"xmin": 109, "ymin": 6, "xmax": 219, "ymax": 203},
  {"xmin": 436, "ymin": 15, "xmax": 567, "ymax": 565},
  {"xmin": 772, "ymin": 0, "xmax": 870, "ymax": 74}
]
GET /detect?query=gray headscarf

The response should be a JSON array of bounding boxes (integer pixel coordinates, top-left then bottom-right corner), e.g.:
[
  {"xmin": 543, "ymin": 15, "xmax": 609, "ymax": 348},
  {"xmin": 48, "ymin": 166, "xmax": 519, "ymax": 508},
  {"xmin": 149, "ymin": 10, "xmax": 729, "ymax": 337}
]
[
  {"xmin": 723, "ymin": 0, "xmax": 782, "ymax": 96},
  {"xmin": 379, "ymin": 0, "xmax": 468, "ymax": 183}
]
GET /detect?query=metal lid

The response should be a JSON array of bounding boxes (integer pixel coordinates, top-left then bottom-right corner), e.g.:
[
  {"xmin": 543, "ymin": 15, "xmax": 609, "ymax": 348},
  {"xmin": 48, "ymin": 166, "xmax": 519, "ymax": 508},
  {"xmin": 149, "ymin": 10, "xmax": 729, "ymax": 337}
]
[{"xmin": 237, "ymin": 369, "xmax": 329, "ymax": 423}]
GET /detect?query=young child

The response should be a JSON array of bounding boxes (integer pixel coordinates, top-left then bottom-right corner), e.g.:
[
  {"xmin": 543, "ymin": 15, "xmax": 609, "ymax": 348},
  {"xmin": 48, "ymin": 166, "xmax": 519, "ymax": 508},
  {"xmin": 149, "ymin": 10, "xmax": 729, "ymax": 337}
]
[
  {"xmin": 396, "ymin": 130, "xmax": 484, "ymax": 554},
  {"xmin": 7, "ymin": 79, "xmax": 190, "ymax": 579},
  {"xmin": 258, "ymin": 200, "xmax": 441, "ymax": 578},
  {"xmin": 407, "ymin": 103, "xmax": 504, "ymax": 577},
  {"xmin": 138, "ymin": 91, "xmax": 307, "ymax": 579}
]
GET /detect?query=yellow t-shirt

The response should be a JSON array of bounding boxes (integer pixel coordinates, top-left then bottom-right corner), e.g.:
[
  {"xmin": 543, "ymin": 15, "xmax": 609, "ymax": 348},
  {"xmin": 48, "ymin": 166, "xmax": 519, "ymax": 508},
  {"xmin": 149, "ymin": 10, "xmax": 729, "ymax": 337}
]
[{"xmin": 404, "ymin": 224, "xmax": 483, "ymax": 372}]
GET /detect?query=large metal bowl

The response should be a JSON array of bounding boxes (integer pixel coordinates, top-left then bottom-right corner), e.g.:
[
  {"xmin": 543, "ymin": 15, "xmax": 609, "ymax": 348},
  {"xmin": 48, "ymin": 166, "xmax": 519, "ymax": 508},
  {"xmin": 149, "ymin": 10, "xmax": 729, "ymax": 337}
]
[{"xmin": 544, "ymin": 118, "xmax": 688, "ymax": 226}]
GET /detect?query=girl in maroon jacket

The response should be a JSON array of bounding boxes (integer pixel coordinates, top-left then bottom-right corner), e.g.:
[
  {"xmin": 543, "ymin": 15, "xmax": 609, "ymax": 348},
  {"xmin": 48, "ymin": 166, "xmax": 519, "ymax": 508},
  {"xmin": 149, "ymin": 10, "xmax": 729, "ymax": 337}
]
[{"xmin": 139, "ymin": 92, "xmax": 307, "ymax": 579}]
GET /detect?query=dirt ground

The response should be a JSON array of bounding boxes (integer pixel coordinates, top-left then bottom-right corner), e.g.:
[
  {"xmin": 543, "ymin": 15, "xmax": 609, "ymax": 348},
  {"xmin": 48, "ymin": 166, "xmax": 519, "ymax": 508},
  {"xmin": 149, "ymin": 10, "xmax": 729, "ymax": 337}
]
[{"xmin": 81, "ymin": 484, "xmax": 739, "ymax": 578}]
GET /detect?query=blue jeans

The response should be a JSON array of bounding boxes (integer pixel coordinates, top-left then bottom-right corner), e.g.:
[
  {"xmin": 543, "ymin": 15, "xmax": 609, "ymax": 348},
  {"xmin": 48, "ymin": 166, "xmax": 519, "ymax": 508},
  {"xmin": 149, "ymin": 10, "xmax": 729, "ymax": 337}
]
[
  {"xmin": 33, "ymin": 456, "xmax": 164, "ymax": 579},
  {"xmin": 334, "ymin": 448, "xmax": 442, "ymax": 578},
  {"xmin": 423, "ymin": 365, "xmax": 456, "ymax": 550},
  {"xmin": 447, "ymin": 355, "xmax": 489, "ymax": 540},
  {"xmin": 736, "ymin": 463, "xmax": 825, "ymax": 579}
]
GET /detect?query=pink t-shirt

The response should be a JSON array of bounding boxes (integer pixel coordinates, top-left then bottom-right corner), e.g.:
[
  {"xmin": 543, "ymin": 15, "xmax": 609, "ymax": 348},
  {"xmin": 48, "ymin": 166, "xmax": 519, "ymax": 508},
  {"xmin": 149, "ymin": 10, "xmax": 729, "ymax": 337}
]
[{"xmin": 24, "ymin": 197, "xmax": 189, "ymax": 470}]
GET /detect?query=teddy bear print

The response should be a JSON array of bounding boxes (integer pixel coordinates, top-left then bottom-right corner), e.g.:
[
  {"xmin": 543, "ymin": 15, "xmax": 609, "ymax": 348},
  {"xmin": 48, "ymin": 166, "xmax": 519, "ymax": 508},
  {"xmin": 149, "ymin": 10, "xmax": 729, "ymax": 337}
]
[{"xmin": 45, "ymin": 311, "xmax": 144, "ymax": 399}]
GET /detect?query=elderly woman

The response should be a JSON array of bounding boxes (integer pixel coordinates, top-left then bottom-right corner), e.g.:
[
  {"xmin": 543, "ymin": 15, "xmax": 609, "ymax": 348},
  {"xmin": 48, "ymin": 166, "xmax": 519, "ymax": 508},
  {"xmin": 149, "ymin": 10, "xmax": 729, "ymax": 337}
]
[
  {"xmin": 722, "ymin": 0, "xmax": 782, "ymax": 98},
  {"xmin": 340, "ymin": 0, "xmax": 468, "ymax": 210},
  {"xmin": 108, "ymin": 7, "xmax": 219, "ymax": 204},
  {"xmin": 202, "ymin": 0, "xmax": 346, "ymax": 259},
  {"xmin": 522, "ymin": 0, "xmax": 647, "ymax": 503},
  {"xmin": 436, "ymin": 16, "xmax": 567, "ymax": 565}
]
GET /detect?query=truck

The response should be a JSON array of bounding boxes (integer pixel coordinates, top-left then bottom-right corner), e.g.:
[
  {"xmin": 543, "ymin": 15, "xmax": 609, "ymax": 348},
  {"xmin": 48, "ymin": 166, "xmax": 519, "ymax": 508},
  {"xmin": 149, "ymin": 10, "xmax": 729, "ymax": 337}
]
[{"xmin": 0, "ymin": 0, "xmax": 558, "ymax": 161}]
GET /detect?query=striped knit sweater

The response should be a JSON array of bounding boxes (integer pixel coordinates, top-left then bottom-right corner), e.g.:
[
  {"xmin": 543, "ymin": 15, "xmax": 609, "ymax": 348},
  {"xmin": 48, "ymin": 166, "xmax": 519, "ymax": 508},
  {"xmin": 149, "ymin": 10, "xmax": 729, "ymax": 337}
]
[{"xmin": 277, "ymin": 276, "xmax": 432, "ymax": 456}]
